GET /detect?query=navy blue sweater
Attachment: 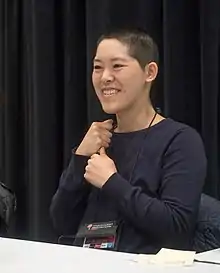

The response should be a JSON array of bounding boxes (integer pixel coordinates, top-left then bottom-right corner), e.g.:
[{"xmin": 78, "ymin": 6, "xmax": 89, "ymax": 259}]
[{"xmin": 50, "ymin": 118, "xmax": 207, "ymax": 254}]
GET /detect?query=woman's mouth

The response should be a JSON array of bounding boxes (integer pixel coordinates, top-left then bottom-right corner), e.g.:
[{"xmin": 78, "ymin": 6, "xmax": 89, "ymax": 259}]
[{"xmin": 102, "ymin": 88, "xmax": 120, "ymax": 97}]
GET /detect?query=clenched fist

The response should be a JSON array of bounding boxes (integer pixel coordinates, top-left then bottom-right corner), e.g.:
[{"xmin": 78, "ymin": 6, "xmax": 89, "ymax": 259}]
[
  {"xmin": 75, "ymin": 119, "xmax": 113, "ymax": 157},
  {"xmin": 84, "ymin": 147, "xmax": 117, "ymax": 188}
]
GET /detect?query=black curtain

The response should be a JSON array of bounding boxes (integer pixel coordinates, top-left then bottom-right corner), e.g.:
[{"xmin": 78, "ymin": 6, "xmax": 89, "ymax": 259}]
[{"xmin": 0, "ymin": 0, "xmax": 219, "ymax": 242}]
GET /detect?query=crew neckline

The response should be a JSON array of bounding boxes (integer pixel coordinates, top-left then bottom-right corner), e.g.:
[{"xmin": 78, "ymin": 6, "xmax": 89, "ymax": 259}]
[{"xmin": 113, "ymin": 118, "xmax": 171, "ymax": 136}]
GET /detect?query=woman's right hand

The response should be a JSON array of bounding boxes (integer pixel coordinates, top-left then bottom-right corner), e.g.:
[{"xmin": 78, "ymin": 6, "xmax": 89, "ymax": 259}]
[{"xmin": 75, "ymin": 119, "xmax": 113, "ymax": 157}]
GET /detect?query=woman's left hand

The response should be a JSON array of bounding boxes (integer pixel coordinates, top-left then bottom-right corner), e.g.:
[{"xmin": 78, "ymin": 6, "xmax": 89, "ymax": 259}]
[{"xmin": 84, "ymin": 147, "xmax": 117, "ymax": 188}]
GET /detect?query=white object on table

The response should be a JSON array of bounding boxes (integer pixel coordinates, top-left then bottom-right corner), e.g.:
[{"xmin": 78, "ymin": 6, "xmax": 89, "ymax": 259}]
[
  {"xmin": 195, "ymin": 248, "xmax": 220, "ymax": 264},
  {"xmin": 0, "ymin": 237, "xmax": 219, "ymax": 273},
  {"xmin": 137, "ymin": 248, "xmax": 196, "ymax": 266}
]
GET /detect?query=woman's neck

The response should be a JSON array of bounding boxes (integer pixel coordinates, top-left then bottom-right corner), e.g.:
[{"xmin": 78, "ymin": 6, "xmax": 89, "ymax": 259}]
[{"xmin": 115, "ymin": 103, "xmax": 163, "ymax": 133}]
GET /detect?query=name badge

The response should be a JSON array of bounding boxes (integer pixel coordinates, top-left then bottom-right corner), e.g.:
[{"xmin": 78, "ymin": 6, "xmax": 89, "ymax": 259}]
[{"xmin": 76, "ymin": 221, "xmax": 119, "ymax": 250}]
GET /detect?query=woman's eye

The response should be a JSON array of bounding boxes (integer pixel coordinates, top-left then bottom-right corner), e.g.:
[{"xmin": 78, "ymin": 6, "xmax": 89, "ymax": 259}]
[
  {"xmin": 93, "ymin": 65, "xmax": 102, "ymax": 70},
  {"xmin": 113, "ymin": 64, "xmax": 124, "ymax": 69}
]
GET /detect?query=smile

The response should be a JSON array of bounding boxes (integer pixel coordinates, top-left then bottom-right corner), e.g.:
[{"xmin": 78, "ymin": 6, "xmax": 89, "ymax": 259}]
[{"xmin": 102, "ymin": 88, "xmax": 120, "ymax": 97}]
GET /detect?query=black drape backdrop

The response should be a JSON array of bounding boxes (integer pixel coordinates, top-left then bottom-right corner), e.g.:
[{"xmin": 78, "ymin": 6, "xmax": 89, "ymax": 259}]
[{"xmin": 0, "ymin": 0, "xmax": 220, "ymax": 242}]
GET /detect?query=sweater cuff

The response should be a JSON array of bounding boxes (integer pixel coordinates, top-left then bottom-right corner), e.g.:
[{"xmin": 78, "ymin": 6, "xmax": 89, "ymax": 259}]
[
  {"xmin": 68, "ymin": 147, "xmax": 89, "ymax": 174},
  {"xmin": 59, "ymin": 148, "xmax": 89, "ymax": 190},
  {"xmin": 101, "ymin": 173, "xmax": 132, "ymax": 201}
]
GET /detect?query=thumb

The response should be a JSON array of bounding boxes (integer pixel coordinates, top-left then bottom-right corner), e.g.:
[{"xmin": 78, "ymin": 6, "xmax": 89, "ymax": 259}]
[
  {"xmin": 99, "ymin": 147, "xmax": 106, "ymax": 155},
  {"xmin": 103, "ymin": 119, "xmax": 113, "ymax": 124}
]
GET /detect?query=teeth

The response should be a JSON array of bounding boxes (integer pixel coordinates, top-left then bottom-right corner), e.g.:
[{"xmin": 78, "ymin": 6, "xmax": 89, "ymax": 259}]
[{"xmin": 103, "ymin": 89, "xmax": 118, "ymax": 96}]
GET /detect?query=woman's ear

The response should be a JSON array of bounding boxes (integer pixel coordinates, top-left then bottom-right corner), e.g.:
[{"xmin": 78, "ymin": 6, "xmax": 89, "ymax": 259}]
[{"xmin": 145, "ymin": 62, "xmax": 158, "ymax": 83}]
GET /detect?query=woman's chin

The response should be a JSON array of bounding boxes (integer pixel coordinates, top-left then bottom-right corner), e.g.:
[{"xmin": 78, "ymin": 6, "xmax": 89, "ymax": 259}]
[
  {"xmin": 101, "ymin": 104, "xmax": 119, "ymax": 114},
  {"xmin": 102, "ymin": 108, "xmax": 117, "ymax": 114}
]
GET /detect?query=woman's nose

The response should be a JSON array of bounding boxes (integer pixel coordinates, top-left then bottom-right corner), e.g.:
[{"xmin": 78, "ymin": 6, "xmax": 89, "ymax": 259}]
[{"xmin": 101, "ymin": 69, "xmax": 114, "ymax": 83}]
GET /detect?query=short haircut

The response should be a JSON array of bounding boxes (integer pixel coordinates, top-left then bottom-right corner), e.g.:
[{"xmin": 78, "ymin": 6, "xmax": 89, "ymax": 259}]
[{"xmin": 97, "ymin": 28, "xmax": 159, "ymax": 69}]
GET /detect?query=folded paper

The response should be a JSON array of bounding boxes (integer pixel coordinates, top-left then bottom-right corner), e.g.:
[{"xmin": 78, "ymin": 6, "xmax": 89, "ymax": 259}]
[{"xmin": 136, "ymin": 248, "xmax": 196, "ymax": 266}]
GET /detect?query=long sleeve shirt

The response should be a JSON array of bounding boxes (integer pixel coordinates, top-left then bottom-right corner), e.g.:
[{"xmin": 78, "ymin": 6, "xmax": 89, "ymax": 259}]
[{"xmin": 50, "ymin": 118, "xmax": 207, "ymax": 254}]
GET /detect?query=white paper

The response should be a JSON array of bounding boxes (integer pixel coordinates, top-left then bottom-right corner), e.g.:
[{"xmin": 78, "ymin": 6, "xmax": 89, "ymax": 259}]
[{"xmin": 136, "ymin": 248, "xmax": 196, "ymax": 266}]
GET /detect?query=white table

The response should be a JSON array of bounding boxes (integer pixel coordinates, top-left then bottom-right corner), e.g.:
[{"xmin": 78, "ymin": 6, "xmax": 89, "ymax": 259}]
[{"xmin": 0, "ymin": 237, "xmax": 219, "ymax": 273}]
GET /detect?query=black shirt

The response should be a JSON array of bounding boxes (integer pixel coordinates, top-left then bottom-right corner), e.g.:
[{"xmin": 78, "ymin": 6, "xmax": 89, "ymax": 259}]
[{"xmin": 50, "ymin": 118, "xmax": 207, "ymax": 254}]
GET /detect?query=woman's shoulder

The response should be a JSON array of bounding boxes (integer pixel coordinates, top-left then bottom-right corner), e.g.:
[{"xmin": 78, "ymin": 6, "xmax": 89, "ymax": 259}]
[
  {"xmin": 149, "ymin": 118, "xmax": 206, "ymax": 157},
  {"xmin": 152, "ymin": 118, "xmax": 203, "ymax": 140},
  {"xmin": 159, "ymin": 118, "xmax": 206, "ymax": 160}
]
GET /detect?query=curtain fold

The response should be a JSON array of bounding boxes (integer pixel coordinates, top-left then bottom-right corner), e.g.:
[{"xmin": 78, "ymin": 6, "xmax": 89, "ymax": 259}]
[
  {"xmin": 200, "ymin": 0, "xmax": 220, "ymax": 198},
  {"xmin": 0, "ymin": 0, "xmax": 219, "ymax": 242}
]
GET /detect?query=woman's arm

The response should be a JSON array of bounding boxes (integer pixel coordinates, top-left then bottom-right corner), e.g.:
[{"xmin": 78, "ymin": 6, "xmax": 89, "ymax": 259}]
[
  {"xmin": 101, "ymin": 127, "xmax": 207, "ymax": 243},
  {"xmin": 50, "ymin": 152, "xmax": 91, "ymax": 235}
]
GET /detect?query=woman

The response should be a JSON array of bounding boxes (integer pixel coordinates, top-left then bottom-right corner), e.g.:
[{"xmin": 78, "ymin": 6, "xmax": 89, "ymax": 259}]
[{"xmin": 50, "ymin": 28, "xmax": 207, "ymax": 254}]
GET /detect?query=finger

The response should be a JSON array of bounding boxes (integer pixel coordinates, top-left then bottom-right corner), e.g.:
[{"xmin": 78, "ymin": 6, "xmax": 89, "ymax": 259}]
[
  {"xmin": 98, "ymin": 130, "xmax": 112, "ymax": 143},
  {"xmin": 100, "ymin": 120, "xmax": 113, "ymax": 131},
  {"xmin": 95, "ymin": 135, "xmax": 111, "ymax": 149},
  {"xmin": 90, "ymin": 154, "xmax": 99, "ymax": 159},
  {"xmin": 103, "ymin": 119, "xmax": 113, "ymax": 124},
  {"xmin": 101, "ymin": 140, "xmax": 110, "ymax": 149},
  {"xmin": 96, "ymin": 142, "xmax": 109, "ymax": 153},
  {"xmin": 84, "ymin": 172, "xmax": 89, "ymax": 181},
  {"xmin": 91, "ymin": 120, "xmax": 112, "ymax": 132},
  {"xmin": 87, "ymin": 158, "xmax": 93, "ymax": 164},
  {"xmin": 101, "ymin": 135, "xmax": 111, "ymax": 145},
  {"xmin": 99, "ymin": 147, "xmax": 106, "ymax": 155},
  {"xmin": 100, "ymin": 129, "xmax": 113, "ymax": 139},
  {"xmin": 93, "ymin": 128, "xmax": 112, "ymax": 142}
]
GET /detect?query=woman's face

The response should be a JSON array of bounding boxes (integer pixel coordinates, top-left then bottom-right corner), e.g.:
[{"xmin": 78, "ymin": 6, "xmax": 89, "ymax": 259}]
[{"xmin": 92, "ymin": 38, "xmax": 150, "ymax": 114}]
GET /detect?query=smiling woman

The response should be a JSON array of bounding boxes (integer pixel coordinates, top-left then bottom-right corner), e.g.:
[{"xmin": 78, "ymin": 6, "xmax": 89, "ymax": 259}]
[
  {"xmin": 92, "ymin": 31, "xmax": 159, "ymax": 131},
  {"xmin": 50, "ymin": 28, "xmax": 207, "ymax": 254}
]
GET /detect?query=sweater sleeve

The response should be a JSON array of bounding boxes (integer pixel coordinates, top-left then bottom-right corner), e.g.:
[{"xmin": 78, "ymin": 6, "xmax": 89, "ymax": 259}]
[
  {"xmin": 50, "ymin": 151, "xmax": 91, "ymax": 235},
  {"xmin": 101, "ymin": 127, "xmax": 207, "ymax": 242}
]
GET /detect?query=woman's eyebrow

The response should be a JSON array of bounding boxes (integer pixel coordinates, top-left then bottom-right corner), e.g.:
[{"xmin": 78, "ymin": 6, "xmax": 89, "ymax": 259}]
[{"xmin": 93, "ymin": 57, "xmax": 128, "ymax": 62}]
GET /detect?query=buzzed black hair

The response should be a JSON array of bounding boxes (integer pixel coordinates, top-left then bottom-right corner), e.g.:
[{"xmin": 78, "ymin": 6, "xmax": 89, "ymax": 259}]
[{"xmin": 97, "ymin": 28, "xmax": 159, "ymax": 69}]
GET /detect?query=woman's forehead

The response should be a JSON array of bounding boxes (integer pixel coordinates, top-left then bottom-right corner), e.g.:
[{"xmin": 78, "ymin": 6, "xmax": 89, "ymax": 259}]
[{"xmin": 95, "ymin": 39, "xmax": 130, "ymax": 57}]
